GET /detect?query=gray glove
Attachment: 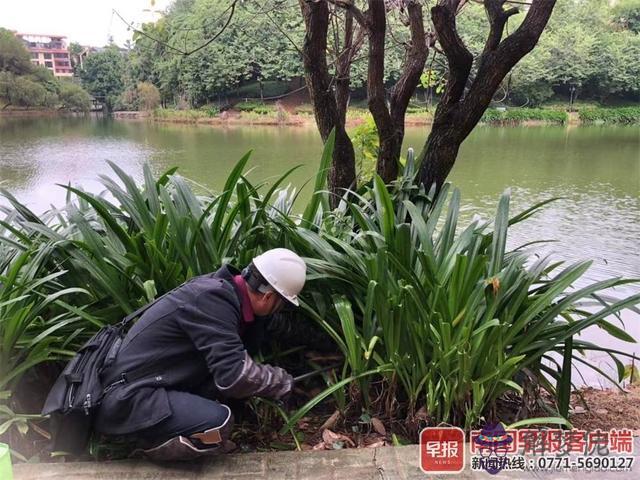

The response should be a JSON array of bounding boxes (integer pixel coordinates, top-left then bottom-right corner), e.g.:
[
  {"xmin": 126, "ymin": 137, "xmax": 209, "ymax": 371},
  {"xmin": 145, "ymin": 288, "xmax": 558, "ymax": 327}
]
[{"xmin": 216, "ymin": 351, "xmax": 293, "ymax": 400}]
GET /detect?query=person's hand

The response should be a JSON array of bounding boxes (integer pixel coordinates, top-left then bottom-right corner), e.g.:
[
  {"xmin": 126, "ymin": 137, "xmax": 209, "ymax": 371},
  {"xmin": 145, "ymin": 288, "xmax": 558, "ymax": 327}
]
[
  {"xmin": 216, "ymin": 351, "xmax": 294, "ymax": 401},
  {"xmin": 270, "ymin": 366, "xmax": 293, "ymax": 402}
]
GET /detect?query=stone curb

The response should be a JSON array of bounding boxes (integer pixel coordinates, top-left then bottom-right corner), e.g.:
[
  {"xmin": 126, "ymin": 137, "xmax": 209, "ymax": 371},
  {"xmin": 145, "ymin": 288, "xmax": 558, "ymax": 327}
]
[{"xmin": 13, "ymin": 441, "xmax": 640, "ymax": 480}]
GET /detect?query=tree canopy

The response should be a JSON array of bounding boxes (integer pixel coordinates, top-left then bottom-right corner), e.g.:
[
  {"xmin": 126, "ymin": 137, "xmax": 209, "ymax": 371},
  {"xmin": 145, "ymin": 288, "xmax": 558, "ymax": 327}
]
[
  {"xmin": 0, "ymin": 28, "xmax": 32, "ymax": 75},
  {"xmin": 0, "ymin": 28, "xmax": 92, "ymax": 110},
  {"xmin": 79, "ymin": 46, "xmax": 126, "ymax": 112},
  {"xmin": 124, "ymin": 0, "xmax": 639, "ymax": 106}
]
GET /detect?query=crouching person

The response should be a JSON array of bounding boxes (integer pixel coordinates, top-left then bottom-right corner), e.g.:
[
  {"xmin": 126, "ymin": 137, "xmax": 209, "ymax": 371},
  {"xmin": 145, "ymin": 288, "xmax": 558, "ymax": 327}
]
[{"xmin": 94, "ymin": 248, "xmax": 306, "ymax": 461}]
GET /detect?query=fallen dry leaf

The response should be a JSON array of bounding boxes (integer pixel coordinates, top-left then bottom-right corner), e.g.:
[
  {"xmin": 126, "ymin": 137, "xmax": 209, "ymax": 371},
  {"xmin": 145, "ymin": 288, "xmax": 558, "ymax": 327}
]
[
  {"xmin": 31, "ymin": 423, "xmax": 51, "ymax": 440},
  {"xmin": 371, "ymin": 417, "xmax": 386, "ymax": 436},
  {"xmin": 312, "ymin": 441, "xmax": 327, "ymax": 450},
  {"xmin": 366, "ymin": 440, "xmax": 386, "ymax": 448},
  {"xmin": 322, "ymin": 428, "xmax": 355, "ymax": 447},
  {"xmin": 319, "ymin": 410, "xmax": 341, "ymax": 432}
]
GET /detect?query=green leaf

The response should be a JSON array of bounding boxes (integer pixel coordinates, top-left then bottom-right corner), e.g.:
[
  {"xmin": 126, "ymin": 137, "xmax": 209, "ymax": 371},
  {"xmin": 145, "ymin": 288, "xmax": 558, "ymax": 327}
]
[
  {"xmin": 302, "ymin": 128, "xmax": 335, "ymax": 226},
  {"xmin": 506, "ymin": 417, "xmax": 572, "ymax": 429}
]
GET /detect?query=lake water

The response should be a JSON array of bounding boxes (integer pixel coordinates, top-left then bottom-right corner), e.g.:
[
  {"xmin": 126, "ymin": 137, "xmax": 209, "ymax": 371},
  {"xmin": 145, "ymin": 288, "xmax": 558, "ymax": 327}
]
[{"xmin": 1, "ymin": 116, "xmax": 639, "ymax": 385}]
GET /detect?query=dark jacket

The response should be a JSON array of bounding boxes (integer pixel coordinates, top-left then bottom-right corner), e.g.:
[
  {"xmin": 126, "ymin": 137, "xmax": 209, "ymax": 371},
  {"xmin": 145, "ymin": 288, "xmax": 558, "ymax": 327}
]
[{"xmin": 95, "ymin": 265, "xmax": 251, "ymax": 436}]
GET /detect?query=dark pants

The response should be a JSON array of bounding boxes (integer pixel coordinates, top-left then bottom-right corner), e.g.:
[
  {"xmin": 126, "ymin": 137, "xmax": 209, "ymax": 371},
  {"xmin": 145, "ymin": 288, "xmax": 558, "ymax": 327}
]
[{"xmin": 132, "ymin": 390, "xmax": 232, "ymax": 448}]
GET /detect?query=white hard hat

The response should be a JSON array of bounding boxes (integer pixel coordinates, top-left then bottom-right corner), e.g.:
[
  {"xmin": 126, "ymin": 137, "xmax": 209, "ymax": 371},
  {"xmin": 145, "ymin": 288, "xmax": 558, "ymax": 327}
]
[{"xmin": 252, "ymin": 248, "xmax": 306, "ymax": 306}]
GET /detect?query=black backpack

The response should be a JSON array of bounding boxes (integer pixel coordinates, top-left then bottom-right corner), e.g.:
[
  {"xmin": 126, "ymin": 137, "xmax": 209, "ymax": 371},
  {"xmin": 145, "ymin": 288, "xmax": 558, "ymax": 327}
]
[{"xmin": 42, "ymin": 297, "xmax": 166, "ymax": 454}]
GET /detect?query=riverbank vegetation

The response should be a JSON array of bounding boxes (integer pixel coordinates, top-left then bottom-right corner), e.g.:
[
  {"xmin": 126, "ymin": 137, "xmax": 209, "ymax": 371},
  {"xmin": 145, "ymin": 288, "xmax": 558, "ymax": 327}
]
[
  {"xmin": 145, "ymin": 104, "xmax": 588, "ymax": 127},
  {"xmin": 0, "ymin": 29, "xmax": 91, "ymax": 112},
  {"xmin": 1, "ymin": 137, "xmax": 638, "ymax": 459},
  {"xmin": 578, "ymin": 106, "xmax": 640, "ymax": 124},
  {"xmin": 480, "ymin": 108, "xmax": 568, "ymax": 125},
  {"xmin": 122, "ymin": 0, "xmax": 639, "ymax": 109}
]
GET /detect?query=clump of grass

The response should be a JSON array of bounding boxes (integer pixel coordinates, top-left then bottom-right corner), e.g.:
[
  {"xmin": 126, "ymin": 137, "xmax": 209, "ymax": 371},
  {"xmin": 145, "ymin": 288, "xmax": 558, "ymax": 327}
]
[
  {"xmin": 235, "ymin": 101, "xmax": 275, "ymax": 114},
  {"xmin": 152, "ymin": 108, "xmax": 210, "ymax": 122},
  {"xmin": 279, "ymin": 146, "xmax": 638, "ymax": 431},
  {"xmin": 482, "ymin": 107, "xmax": 568, "ymax": 125},
  {"xmin": 294, "ymin": 104, "xmax": 315, "ymax": 115},
  {"xmin": 579, "ymin": 107, "xmax": 640, "ymax": 124}
]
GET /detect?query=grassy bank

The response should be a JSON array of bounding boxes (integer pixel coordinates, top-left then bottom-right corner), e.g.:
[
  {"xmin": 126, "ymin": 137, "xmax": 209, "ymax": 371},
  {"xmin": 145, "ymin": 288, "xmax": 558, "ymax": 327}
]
[
  {"xmin": 481, "ymin": 107, "xmax": 569, "ymax": 125},
  {"xmin": 129, "ymin": 104, "xmax": 639, "ymax": 127},
  {"xmin": 150, "ymin": 105, "xmax": 304, "ymax": 126},
  {"xmin": 578, "ymin": 106, "xmax": 640, "ymax": 124}
]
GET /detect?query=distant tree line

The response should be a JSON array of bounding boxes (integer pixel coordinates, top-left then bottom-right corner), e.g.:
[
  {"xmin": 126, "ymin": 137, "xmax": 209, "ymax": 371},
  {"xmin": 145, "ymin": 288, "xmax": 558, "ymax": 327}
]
[
  {"xmin": 71, "ymin": 0, "xmax": 640, "ymax": 115},
  {"xmin": 113, "ymin": 0, "xmax": 639, "ymax": 108},
  {"xmin": 0, "ymin": 28, "xmax": 92, "ymax": 111}
]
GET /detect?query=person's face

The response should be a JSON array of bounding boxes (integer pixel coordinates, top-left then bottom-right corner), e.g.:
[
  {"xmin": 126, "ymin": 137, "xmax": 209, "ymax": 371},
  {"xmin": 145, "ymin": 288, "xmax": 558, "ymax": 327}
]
[{"xmin": 252, "ymin": 290, "xmax": 285, "ymax": 317}]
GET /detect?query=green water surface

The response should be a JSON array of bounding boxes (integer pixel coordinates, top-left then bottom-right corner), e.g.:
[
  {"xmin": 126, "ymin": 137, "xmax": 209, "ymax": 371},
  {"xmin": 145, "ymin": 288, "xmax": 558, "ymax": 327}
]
[{"xmin": 1, "ymin": 116, "xmax": 638, "ymax": 383}]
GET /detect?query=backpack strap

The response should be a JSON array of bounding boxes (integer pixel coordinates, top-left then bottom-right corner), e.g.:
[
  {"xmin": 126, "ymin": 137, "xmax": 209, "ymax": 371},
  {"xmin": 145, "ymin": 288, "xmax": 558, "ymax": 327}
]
[{"xmin": 119, "ymin": 282, "xmax": 188, "ymax": 328}]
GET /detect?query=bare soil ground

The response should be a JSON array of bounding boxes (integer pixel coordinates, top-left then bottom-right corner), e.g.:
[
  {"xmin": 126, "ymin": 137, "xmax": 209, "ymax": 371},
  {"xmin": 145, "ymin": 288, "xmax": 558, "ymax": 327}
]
[{"xmin": 569, "ymin": 384, "xmax": 640, "ymax": 433}]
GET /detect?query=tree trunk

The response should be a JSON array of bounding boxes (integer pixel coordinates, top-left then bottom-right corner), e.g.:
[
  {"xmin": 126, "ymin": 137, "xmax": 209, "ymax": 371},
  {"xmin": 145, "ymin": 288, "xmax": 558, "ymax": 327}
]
[
  {"xmin": 417, "ymin": 0, "xmax": 557, "ymax": 192},
  {"xmin": 335, "ymin": 12, "xmax": 355, "ymax": 126},
  {"xmin": 299, "ymin": 0, "xmax": 356, "ymax": 201},
  {"xmin": 366, "ymin": 0, "xmax": 398, "ymax": 182},
  {"xmin": 417, "ymin": 104, "xmax": 463, "ymax": 192},
  {"xmin": 367, "ymin": 0, "xmax": 428, "ymax": 183}
]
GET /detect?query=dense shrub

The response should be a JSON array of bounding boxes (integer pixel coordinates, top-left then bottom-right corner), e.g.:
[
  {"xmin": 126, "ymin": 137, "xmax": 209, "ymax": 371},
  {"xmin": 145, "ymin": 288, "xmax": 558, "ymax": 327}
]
[
  {"xmin": 200, "ymin": 104, "xmax": 220, "ymax": 117},
  {"xmin": 350, "ymin": 114, "xmax": 378, "ymax": 183},
  {"xmin": 235, "ymin": 100, "xmax": 271, "ymax": 113},
  {"xmin": 8, "ymin": 76, "xmax": 50, "ymax": 107},
  {"xmin": 137, "ymin": 82, "xmax": 161, "ymax": 111},
  {"xmin": 0, "ymin": 28, "xmax": 32, "ymax": 75},
  {"xmin": 405, "ymin": 104, "xmax": 432, "ymax": 114},
  {"xmin": 153, "ymin": 108, "xmax": 209, "ymax": 122},
  {"xmin": 58, "ymin": 81, "xmax": 92, "ymax": 111},
  {"xmin": 578, "ymin": 107, "xmax": 640, "ymax": 124},
  {"xmin": 234, "ymin": 80, "xmax": 290, "ymax": 98},
  {"xmin": 481, "ymin": 107, "xmax": 568, "ymax": 124},
  {"xmin": 294, "ymin": 104, "xmax": 314, "ymax": 115}
]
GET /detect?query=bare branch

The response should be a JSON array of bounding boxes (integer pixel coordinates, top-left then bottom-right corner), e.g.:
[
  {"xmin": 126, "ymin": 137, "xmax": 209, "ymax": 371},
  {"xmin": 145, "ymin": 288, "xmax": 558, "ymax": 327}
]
[
  {"xmin": 112, "ymin": 1, "xmax": 238, "ymax": 56},
  {"xmin": 264, "ymin": 10, "xmax": 304, "ymax": 56},
  {"xmin": 366, "ymin": 0, "xmax": 392, "ymax": 130},
  {"xmin": 335, "ymin": 10, "xmax": 355, "ymax": 121},
  {"xmin": 465, "ymin": 0, "xmax": 556, "ymax": 130},
  {"xmin": 390, "ymin": 0, "xmax": 429, "ymax": 123},
  {"xmin": 483, "ymin": 0, "xmax": 519, "ymax": 54},
  {"xmin": 325, "ymin": 0, "xmax": 369, "ymax": 27},
  {"xmin": 431, "ymin": 0, "xmax": 473, "ymax": 104}
]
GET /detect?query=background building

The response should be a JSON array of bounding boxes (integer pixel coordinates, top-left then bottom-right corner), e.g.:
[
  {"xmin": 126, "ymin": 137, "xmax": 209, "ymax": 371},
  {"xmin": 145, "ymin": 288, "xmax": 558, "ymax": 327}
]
[{"xmin": 15, "ymin": 33, "xmax": 73, "ymax": 77}]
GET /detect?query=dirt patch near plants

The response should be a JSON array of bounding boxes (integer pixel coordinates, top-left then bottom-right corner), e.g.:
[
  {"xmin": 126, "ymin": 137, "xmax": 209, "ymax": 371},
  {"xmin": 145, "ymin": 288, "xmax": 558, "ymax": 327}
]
[{"xmin": 569, "ymin": 384, "xmax": 640, "ymax": 433}]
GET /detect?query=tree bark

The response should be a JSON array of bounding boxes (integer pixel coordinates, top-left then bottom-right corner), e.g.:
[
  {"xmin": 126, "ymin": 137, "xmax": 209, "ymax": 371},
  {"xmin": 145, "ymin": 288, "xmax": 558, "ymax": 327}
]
[
  {"xmin": 417, "ymin": 0, "xmax": 556, "ymax": 192},
  {"xmin": 335, "ymin": 12, "xmax": 354, "ymax": 125},
  {"xmin": 299, "ymin": 0, "xmax": 356, "ymax": 201},
  {"xmin": 387, "ymin": 1, "xmax": 429, "ymax": 180},
  {"xmin": 366, "ymin": 0, "xmax": 397, "ymax": 182},
  {"xmin": 366, "ymin": 0, "xmax": 428, "ymax": 183}
]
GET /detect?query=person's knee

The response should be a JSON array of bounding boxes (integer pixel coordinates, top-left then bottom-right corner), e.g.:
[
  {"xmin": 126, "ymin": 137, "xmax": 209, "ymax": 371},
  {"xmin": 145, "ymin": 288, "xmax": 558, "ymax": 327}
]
[
  {"xmin": 141, "ymin": 405, "xmax": 235, "ymax": 461},
  {"xmin": 189, "ymin": 405, "xmax": 234, "ymax": 445}
]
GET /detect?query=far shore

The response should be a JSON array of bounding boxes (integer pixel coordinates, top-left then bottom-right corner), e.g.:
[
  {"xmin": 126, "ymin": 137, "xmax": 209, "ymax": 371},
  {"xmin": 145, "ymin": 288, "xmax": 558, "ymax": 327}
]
[
  {"xmin": 113, "ymin": 109, "xmax": 437, "ymax": 127},
  {"xmin": 3, "ymin": 106, "xmax": 638, "ymax": 127}
]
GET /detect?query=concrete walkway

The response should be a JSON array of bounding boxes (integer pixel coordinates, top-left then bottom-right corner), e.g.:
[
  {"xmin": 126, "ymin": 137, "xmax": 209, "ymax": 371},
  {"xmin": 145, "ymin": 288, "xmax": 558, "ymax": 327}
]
[{"xmin": 13, "ymin": 441, "xmax": 640, "ymax": 480}]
